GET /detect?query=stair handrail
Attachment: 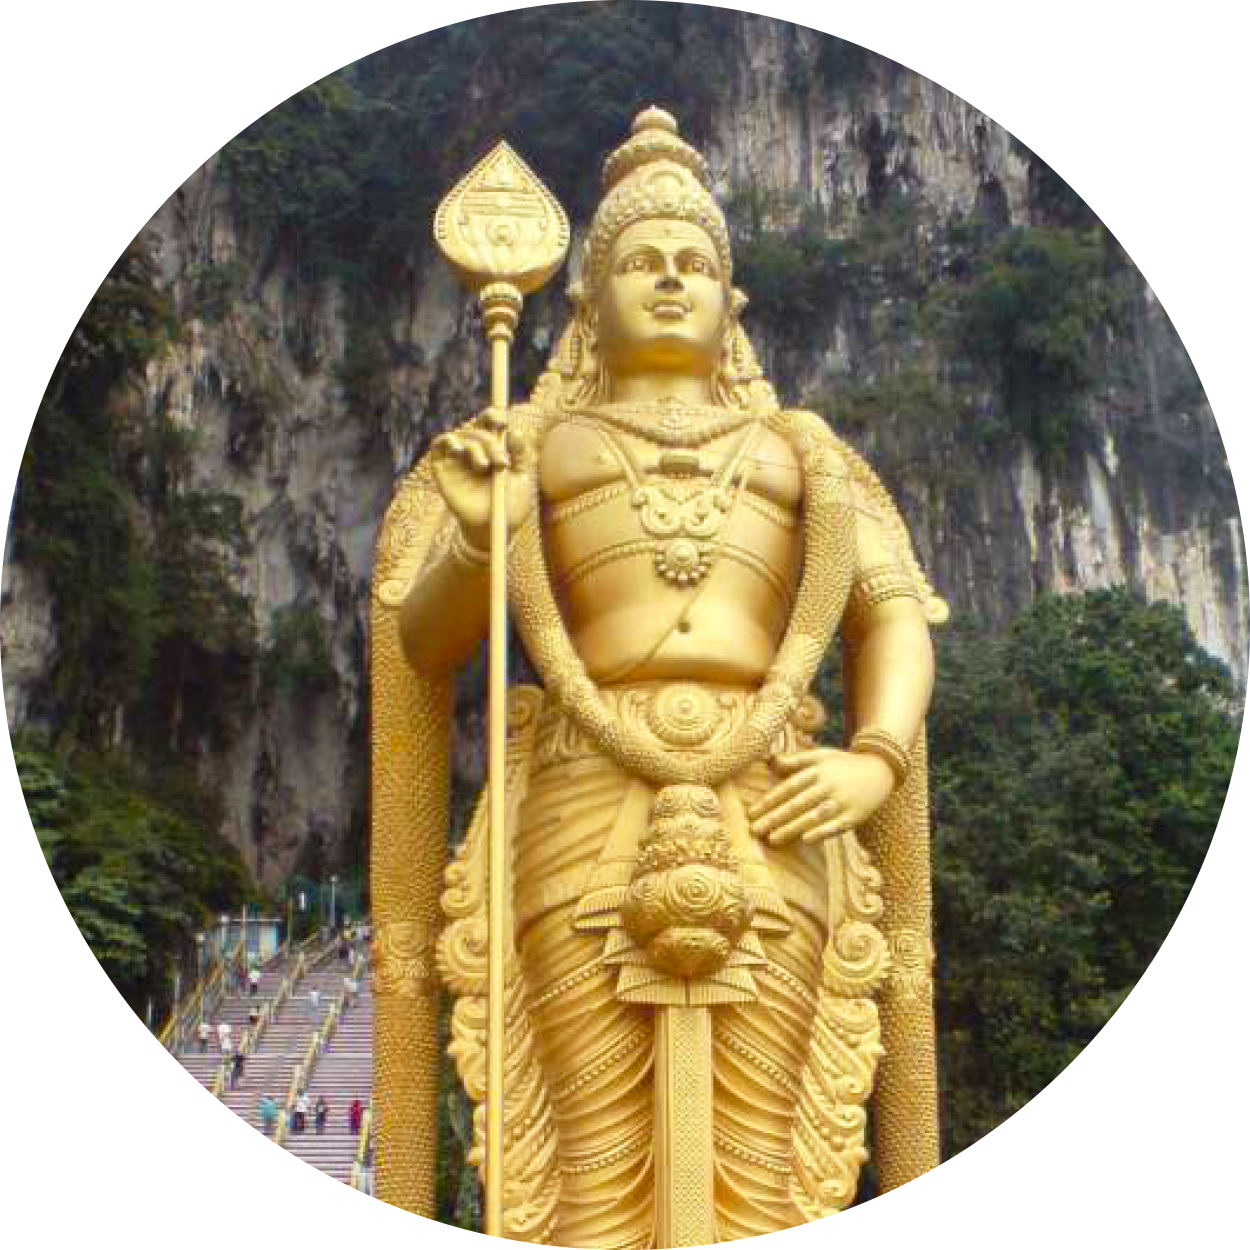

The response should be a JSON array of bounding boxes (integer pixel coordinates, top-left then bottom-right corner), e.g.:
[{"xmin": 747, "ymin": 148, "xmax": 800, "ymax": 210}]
[
  {"xmin": 275, "ymin": 1057, "xmax": 302, "ymax": 1147},
  {"xmin": 243, "ymin": 943, "xmax": 303, "ymax": 1053},
  {"xmin": 349, "ymin": 1104, "xmax": 374, "ymax": 1192},
  {"xmin": 307, "ymin": 931, "xmax": 342, "ymax": 971},
  {"xmin": 269, "ymin": 943, "xmax": 339, "ymax": 1145},
  {"xmin": 159, "ymin": 952, "xmax": 232, "ymax": 1053},
  {"xmin": 270, "ymin": 957, "xmax": 314, "ymax": 1146},
  {"xmin": 306, "ymin": 979, "xmax": 349, "ymax": 1078},
  {"xmin": 294, "ymin": 929, "xmax": 319, "ymax": 954},
  {"xmin": 275, "ymin": 992, "xmax": 326, "ymax": 1145}
]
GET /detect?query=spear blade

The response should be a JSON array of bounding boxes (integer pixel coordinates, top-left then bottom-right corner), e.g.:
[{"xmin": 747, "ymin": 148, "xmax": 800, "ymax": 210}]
[{"xmin": 434, "ymin": 140, "xmax": 570, "ymax": 293}]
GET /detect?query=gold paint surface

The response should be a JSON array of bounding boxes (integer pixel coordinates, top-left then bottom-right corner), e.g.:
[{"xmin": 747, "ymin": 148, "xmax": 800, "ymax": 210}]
[{"xmin": 372, "ymin": 107, "xmax": 945, "ymax": 1243}]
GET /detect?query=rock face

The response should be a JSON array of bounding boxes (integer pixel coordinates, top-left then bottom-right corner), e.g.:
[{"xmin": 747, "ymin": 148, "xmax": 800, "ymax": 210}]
[{"xmin": 3, "ymin": 15, "xmax": 1243, "ymax": 887}]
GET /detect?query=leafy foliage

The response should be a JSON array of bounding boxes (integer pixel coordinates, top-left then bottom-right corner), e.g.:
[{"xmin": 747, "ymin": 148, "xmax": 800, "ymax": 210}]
[
  {"xmin": 12, "ymin": 243, "xmax": 171, "ymax": 739},
  {"xmin": 731, "ymin": 192, "xmax": 924, "ymax": 337},
  {"xmin": 731, "ymin": 188, "xmax": 1123, "ymax": 460},
  {"xmin": 813, "ymin": 35, "xmax": 875, "ymax": 93},
  {"xmin": 15, "ymin": 737, "xmax": 255, "ymax": 1015},
  {"xmin": 221, "ymin": 2, "xmax": 734, "ymax": 285},
  {"xmin": 11, "ymin": 238, "xmax": 257, "ymax": 754},
  {"xmin": 260, "ymin": 605, "xmax": 337, "ymax": 701},
  {"xmin": 55, "ymin": 241, "xmax": 179, "ymax": 392},
  {"xmin": 927, "ymin": 225, "xmax": 1124, "ymax": 455},
  {"xmin": 187, "ymin": 260, "xmax": 246, "ymax": 323},
  {"xmin": 929, "ymin": 590, "xmax": 1237, "ymax": 1154},
  {"xmin": 139, "ymin": 487, "xmax": 256, "ymax": 755}
]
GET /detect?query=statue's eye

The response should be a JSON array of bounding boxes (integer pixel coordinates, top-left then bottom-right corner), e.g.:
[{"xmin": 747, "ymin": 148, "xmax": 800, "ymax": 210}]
[
  {"xmin": 621, "ymin": 254, "xmax": 652, "ymax": 273},
  {"xmin": 684, "ymin": 255, "xmax": 713, "ymax": 276}
]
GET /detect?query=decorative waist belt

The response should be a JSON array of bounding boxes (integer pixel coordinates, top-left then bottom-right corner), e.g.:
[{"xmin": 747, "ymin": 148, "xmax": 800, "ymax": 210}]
[{"xmin": 532, "ymin": 680, "xmax": 826, "ymax": 773}]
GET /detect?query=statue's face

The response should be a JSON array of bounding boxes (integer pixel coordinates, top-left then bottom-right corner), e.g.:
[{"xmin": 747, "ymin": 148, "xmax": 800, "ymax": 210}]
[{"xmin": 596, "ymin": 219, "xmax": 728, "ymax": 379}]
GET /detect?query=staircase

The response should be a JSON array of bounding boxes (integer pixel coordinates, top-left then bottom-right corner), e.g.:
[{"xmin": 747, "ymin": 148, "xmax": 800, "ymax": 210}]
[
  {"xmin": 171, "ymin": 940, "xmax": 374, "ymax": 1184},
  {"xmin": 218, "ymin": 962, "xmax": 296, "ymax": 1130},
  {"xmin": 284, "ymin": 962, "xmax": 373, "ymax": 1182},
  {"xmin": 175, "ymin": 1047, "xmax": 222, "ymax": 1093},
  {"xmin": 174, "ymin": 962, "xmax": 276, "ymax": 1095}
]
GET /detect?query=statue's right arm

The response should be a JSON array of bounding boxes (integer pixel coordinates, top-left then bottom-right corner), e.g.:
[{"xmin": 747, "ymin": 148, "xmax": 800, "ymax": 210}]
[
  {"xmin": 397, "ymin": 416, "xmax": 537, "ymax": 674},
  {"xmin": 397, "ymin": 517, "xmax": 491, "ymax": 673}
]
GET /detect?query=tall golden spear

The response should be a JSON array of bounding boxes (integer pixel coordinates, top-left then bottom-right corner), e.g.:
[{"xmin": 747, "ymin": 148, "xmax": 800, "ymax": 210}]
[{"xmin": 433, "ymin": 144, "xmax": 569, "ymax": 1237}]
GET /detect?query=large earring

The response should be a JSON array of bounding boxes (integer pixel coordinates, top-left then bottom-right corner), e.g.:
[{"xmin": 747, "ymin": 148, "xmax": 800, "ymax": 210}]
[{"xmin": 719, "ymin": 288, "xmax": 749, "ymax": 382}]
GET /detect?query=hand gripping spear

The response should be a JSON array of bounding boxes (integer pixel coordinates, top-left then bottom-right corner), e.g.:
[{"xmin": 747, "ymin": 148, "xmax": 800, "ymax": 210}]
[{"xmin": 434, "ymin": 144, "xmax": 569, "ymax": 1237}]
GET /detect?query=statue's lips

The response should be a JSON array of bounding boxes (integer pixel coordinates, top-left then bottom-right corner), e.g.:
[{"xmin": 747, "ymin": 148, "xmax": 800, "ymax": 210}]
[{"xmin": 649, "ymin": 300, "xmax": 691, "ymax": 319}]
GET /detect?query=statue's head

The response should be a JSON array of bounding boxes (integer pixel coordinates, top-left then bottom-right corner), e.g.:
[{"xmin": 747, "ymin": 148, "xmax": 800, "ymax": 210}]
[
  {"xmin": 585, "ymin": 105, "xmax": 733, "ymax": 297},
  {"xmin": 534, "ymin": 108, "xmax": 775, "ymax": 412}
]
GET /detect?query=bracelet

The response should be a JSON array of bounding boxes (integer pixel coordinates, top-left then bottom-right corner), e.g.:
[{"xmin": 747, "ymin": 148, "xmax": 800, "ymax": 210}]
[
  {"xmin": 449, "ymin": 526, "xmax": 490, "ymax": 568},
  {"xmin": 849, "ymin": 728, "xmax": 911, "ymax": 786},
  {"xmin": 851, "ymin": 564, "xmax": 921, "ymax": 611}
]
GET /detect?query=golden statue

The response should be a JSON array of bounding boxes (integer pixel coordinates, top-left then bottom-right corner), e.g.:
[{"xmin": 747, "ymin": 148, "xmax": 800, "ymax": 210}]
[{"xmin": 370, "ymin": 108, "xmax": 948, "ymax": 1245}]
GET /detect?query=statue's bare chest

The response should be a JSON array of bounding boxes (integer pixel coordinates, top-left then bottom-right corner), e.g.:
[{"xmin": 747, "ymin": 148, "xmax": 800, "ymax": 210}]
[
  {"xmin": 536, "ymin": 416, "xmax": 803, "ymax": 683},
  {"xmin": 539, "ymin": 418, "xmax": 802, "ymax": 515}
]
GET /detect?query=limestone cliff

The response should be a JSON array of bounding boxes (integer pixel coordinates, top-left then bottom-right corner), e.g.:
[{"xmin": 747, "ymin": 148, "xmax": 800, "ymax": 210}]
[{"xmin": 3, "ymin": 9, "xmax": 1242, "ymax": 887}]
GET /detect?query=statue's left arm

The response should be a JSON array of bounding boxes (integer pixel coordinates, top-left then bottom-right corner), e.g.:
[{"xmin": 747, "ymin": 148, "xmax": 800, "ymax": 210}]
[
  {"xmin": 750, "ymin": 498, "xmax": 934, "ymax": 845},
  {"xmin": 840, "ymin": 503, "xmax": 936, "ymax": 781}
]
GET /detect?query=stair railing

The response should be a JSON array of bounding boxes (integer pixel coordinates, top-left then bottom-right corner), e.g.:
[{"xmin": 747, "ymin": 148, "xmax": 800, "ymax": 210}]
[
  {"xmin": 210, "ymin": 1055, "xmax": 228, "ymax": 1099},
  {"xmin": 245, "ymin": 942, "xmax": 301, "ymax": 1055},
  {"xmin": 159, "ymin": 956, "xmax": 230, "ymax": 1053},
  {"xmin": 275, "ymin": 1044, "xmax": 310, "ymax": 1148},
  {"xmin": 275, "ymin": 1008, "xmax": 323, "ymax": 1146},
  {"xmin": 349, "ymin": 1104, "xmax": 374, "ymax": 1192},
  {"xmin": 269, "ymin": 939, "xmax": 344, "ymax": 1144}
]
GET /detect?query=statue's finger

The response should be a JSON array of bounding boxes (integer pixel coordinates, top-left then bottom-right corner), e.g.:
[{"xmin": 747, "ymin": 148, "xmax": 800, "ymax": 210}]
[
  {"xmin": 772, "ymin": 749, "xmax": 828, "ymax": 773},
  {"xmin": 464, "ymin": 439, "xmax": 492, "ymax": 473},
  {"xmin": 481, "ymin": 428, "xmax": 518, "ymax": 471},
  {"xmin": 766, "ymin": 802, "xmax": 835, "ymax": 846},
  {"xmin": 476, "ymin": 430, "xmax": 510, "ymax": 470},
  {"xmin": 753, "ymin": 781, "xmax": 828, "ymax": 835},
  {"xmin": 802, "ymin": 816, "xmax": 854, "ymax": 844},
  {"xmin": 747, "ymin": 770, "xmax": 817, "ymax": 821},
  {"xmin": 443, "ymin": 434, "xmax": 481, "ymax": 471}
]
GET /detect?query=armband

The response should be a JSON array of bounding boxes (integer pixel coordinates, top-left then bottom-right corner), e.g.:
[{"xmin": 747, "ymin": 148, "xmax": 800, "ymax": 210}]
[
  {"xmin": 850, "ymin": 564, "xmax": 921, "ymax": 612},
  {"xmin": 849, "ymin": 727, "xmax": 911, "ymax": 786},
  {"xmin": 449, "ymin": 526, "xmax": 490, "ymax": 568}
]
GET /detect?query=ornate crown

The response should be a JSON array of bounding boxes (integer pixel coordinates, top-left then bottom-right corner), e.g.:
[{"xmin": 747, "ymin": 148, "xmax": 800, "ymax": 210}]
[{"xmin": 584, "ymin": 106, "xmax": 731, "ymax": 292}]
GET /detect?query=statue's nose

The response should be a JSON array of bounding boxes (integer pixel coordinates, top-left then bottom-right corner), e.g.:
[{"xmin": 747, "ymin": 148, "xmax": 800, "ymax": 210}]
[{"xmin": 656, "ymin": 273, "xmax": 682, "ymax": 292}]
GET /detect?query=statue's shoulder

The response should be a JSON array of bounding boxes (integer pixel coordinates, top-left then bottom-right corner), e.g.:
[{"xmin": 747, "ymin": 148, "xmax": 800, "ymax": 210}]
[
  {"xmin": 770, "ymin": 408, "xmax": 890, "ymax": 512},
  {"xmin": 772, "ymin": 407, "xmax": 950, "ymax": 625},
  {"xmin": 768, "ymin": 408, "xmax": 859, "ymax": 481}
]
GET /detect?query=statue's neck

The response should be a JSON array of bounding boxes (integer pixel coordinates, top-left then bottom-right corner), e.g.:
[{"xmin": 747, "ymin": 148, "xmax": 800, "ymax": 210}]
[{"xmin": 605, "ymin": 373, "xmax": 716, "ymax": 405}]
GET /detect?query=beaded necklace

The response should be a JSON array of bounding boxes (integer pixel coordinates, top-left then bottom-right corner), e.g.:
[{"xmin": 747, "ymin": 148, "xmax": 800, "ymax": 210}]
[{"xmin": 581, "ymin": 399, "xmax": 757, "ymax": 448}]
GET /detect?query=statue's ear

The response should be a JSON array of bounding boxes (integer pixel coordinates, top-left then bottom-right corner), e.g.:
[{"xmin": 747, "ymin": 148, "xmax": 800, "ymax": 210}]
[
  {"xmin": 730, "ymin": 286, "xmax": 749, "ymax": 317},
  {"xmin": 567, "ymin": 276, "xmax": 597, "ymax": 331}
]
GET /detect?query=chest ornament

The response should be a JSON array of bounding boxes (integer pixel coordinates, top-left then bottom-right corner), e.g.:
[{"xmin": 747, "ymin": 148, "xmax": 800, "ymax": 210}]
[
  {"xmin": 589, "ymin": 418, "xmax": 764, "ymax": 588},
  {"xmin": 587, "ymin": 398, "xmax": 756, "ymax": 447},
  {"xmin": 509, "ymin": 406, "xmax": 857, "ymax": 791}
]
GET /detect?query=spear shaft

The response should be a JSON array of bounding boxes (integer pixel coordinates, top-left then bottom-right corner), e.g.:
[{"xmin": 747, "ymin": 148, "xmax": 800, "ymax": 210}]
[
  {"xmin": 433, "ymin": 143, "xmax": 568, "ymax": 1239},
  {"xmin": 483, "ymin": 288, "xmax": 519, "ymax": 1237}
]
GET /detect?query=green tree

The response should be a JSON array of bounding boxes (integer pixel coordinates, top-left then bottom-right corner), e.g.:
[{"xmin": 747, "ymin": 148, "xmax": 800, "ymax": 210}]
[
  {"xmin": 259, "ymin": 605, "xmax": 336, "ymax": 702},
  {"xmin": 11, "ymin": 242, "xmax": 173, "ymax": 741},
  {"xmin": 221, "ymin": 3, "xmax": 733, "ymax": 286},
  {"xmin": 927, "ymin": 226, "xmax": 1123, "ymax": 455},
  {"xmin": 15, "ymin": 738, "xmax": 255, "ymax": 1017},
  {"xmin": 929, "ymin": 589, "xmax": 1238, "ymax": 1154}
]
